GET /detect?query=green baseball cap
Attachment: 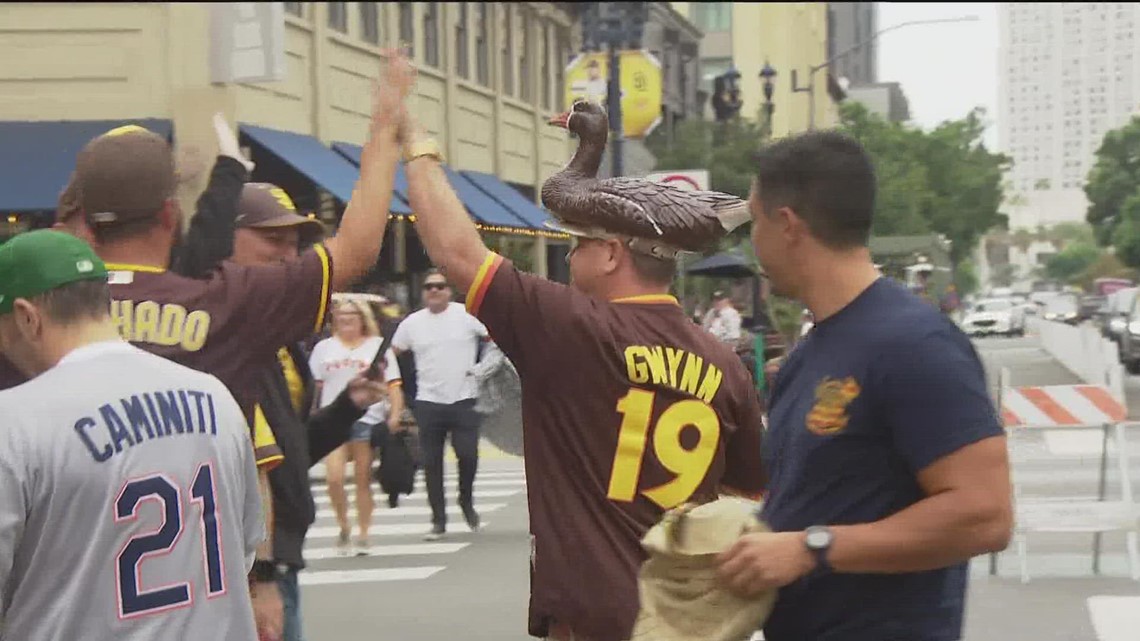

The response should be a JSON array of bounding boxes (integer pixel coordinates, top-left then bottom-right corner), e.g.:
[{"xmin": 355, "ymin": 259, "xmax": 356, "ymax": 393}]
[{"xmin": 0, "ymin": 230, "xmax": 107, "ymax": 315}]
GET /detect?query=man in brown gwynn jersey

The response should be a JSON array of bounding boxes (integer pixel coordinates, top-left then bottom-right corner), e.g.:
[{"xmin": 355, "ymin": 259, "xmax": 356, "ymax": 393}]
[{"xmin": 392, "ymin": 57, "xmax": 767, "ymax": 641}]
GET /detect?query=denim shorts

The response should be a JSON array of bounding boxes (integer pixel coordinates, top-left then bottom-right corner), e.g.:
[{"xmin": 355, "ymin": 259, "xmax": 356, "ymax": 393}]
[{"xmin": 351, "ymin": 420, "xmax": 378, "ymax": 443}]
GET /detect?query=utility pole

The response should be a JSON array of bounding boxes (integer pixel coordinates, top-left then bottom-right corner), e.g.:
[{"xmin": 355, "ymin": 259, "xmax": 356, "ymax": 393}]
[
  {"xmin": 792, "ymin": 15, "xmax": 979, "ymax": 130},
  {"xmin": 579, "ymin": 2, "xmax": 647, "ymax": 178}
]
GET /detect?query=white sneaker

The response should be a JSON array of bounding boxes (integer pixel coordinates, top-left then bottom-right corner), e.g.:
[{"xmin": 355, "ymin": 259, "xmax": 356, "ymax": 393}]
[
  {"xmin": 423, "ymin": 526, "xmax": 445, "ymax": 542},
  {"xmin": 354, "ymin": 537, "xmax": 370, "ymax": 556}
]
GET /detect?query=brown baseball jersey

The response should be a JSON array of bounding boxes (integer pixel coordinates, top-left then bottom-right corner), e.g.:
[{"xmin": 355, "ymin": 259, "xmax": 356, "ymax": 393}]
[
  {"xmin": 466, "ymin": 252, "xmax": 766, "ymax": 641},
  {"xmin": 101, "ymin": 245, "xmax": 333, "ymax": 464}
]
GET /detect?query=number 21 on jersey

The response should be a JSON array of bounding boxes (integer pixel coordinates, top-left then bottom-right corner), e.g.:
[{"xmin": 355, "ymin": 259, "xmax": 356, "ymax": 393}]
[
  {"xmin": 114, "ymin": 463, "xmax": 225, "ymax": 619},
  {"xmin": 606, "ymin": 388, "xmax": 721, "ymax": 509}
]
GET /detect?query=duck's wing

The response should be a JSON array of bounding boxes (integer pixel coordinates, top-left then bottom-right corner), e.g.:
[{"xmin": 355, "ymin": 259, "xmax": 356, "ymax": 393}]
[{"xmin": 591, "ymin": 178, "xmax": 748, "ymax": 248}]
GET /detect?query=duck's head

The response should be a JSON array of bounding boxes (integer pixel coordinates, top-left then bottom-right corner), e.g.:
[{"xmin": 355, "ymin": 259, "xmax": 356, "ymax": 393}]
[{"xmin": 548, "ymin": 99, "xmax": 609, "ymax": 142}]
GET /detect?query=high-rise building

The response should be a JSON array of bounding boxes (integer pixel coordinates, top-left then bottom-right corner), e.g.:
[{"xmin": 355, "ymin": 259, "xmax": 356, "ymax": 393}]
[
  {"xmin": 827, "ymin": 2, "xmax": 878, "ymax": 86},
  {"xmin": 998, "ymin": 2, "xmax": 1140, "ymax": 228}
]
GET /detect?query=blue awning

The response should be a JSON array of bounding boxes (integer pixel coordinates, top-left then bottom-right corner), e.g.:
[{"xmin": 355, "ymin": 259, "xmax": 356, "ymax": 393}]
[
  {"xmin": 331, "ymin": 142, "xmax": 528, "ymax": 228},
  {"xmin": 460, "ymin": 171, "xmax": 552, "ymax": 230},
  {"xmin": 329, "ymin": 141, "xmax": 412, "ymax": 215},
  {"xmin": 440, "ymin": 165, "xmax": 531, "ymax": 229},
  {"xmin": 241, "ymin": 124, "xmax": 366, "ymax": 206},
  {"xmin": 0, "ymin": 119, "xmax": 172, "ymax": 213}
]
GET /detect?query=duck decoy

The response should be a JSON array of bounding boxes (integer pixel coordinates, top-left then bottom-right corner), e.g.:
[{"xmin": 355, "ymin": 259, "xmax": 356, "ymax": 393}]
[{"xmin": 542, "ymin": 100, "xmax": 751, "ymax": 254}]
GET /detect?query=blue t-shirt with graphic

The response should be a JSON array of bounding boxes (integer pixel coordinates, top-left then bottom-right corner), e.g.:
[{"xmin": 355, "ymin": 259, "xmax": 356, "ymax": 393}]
[{"xmin": 760, "ymin": 278, "xmax": 1003, "ymax": 641}]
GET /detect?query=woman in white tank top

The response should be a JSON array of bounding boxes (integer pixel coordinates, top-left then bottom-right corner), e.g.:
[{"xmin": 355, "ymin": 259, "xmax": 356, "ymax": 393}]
[{"xmin": 308, "ymin": 301, "xmax": 383, "ymax": 555}]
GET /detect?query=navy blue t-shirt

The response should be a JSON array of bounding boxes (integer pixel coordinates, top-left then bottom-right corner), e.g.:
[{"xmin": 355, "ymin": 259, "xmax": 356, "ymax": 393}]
[{"xmin": 760, "ymin": 278, "xmax": 1003, "ymax": 641}]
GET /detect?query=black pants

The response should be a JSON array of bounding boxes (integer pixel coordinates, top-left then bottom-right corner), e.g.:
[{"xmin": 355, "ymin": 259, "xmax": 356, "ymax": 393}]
[{"xmin": 412, "ymin": 399, "xmax": 481, "ymax": 527}]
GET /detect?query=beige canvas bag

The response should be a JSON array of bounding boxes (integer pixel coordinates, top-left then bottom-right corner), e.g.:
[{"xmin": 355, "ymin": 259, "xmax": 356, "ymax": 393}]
[{"xmin": 630, "ymin": 497, "xmax": 777, "ymax": 641}]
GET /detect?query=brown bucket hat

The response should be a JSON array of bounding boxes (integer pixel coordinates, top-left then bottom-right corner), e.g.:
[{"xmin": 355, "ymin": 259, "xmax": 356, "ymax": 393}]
[
  {"xmin": 237, "ymin": 183, "xmax": 325, "ymax": 245},
  {"xmin": 74, "ymin": 125, "xmax": 176, "ymax": 229}
]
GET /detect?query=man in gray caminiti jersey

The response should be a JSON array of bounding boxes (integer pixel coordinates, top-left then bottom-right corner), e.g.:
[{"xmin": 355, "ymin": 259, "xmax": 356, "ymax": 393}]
[{"xmin": 0, "ymin": 231, "xmax": 262, "ymax": 640}]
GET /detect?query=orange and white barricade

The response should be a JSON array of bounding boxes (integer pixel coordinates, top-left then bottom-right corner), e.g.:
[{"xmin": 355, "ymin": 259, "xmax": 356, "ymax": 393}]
[{"xmin": 994, "ymin": 367, "xmax": 1140, "ymax": 582}]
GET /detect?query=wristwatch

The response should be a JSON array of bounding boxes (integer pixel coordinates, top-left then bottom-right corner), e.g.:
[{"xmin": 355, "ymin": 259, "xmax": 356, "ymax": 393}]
[
  {"xmin": 404, "ymin": 138, "xmax": 445, "ymax": 164},
  {"xmin": 249, "ymin": 559, "xmax": 281, "ymax": 584},
  {"xmin": 804, "ymin": 525, "xmax": 834, "ymax": 573}
]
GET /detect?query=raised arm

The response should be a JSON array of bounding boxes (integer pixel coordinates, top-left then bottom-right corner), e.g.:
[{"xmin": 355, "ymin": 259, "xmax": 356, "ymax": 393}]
[
  {"xmin": 323, "ymin": 52, "xmax": 416, "ymax": 291},
  {"xmin": 401, "ymin": 112, "xmax": 489, "ymax": 293},
  {"xmin": 170, "ymin": 113, "xmax": 254, "ymax": 279}
]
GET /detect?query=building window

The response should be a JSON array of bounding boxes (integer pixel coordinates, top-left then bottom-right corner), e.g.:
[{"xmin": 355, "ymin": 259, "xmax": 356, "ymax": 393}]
[
  {"xmin": 360, "ymin": 2, "xmax": 380, "ymax": 45},
  {"xmin": 692, "ymin": 2, "xmax": 732, "ymax": 32},
  {"xmin": 475, "ymin": 4, "xmax": 489, "ymax": 85},
  {"xmin": 555, "ymin": 26, "xmax": 568, "ymax": 109},
  {"xmin": 399, "ymin": 3, "xmax": 414, "ymax": 56},
  {"xmin": 423, "ymin": 3, "xmax": 440, "ymax": 67},
  {"xmin": 284, "ymin": 2, "xmax": 304, "ymax": 18},
  {"xmin": 456, "ymin": 3, "xmax": 469, "ymax": 78},
  {"xmin": 328, "ymin": 2, "xmax": 347, "ymax": 33},
  {"xmin": 501, "ymin": 6, "xmax": 514, "ymax": 96},
  {"xmin": 541, "ymin": 24, "xmax": 551, "ymax": 110},
  {"xmin": 520, "ymin": 9, "xmax": 532, "ymax": 102}
]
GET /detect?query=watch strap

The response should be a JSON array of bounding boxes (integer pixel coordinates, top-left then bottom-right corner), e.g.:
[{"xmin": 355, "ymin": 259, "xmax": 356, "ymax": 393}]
[{"xmin": 249, "ymin": 559, "xmax": 280, "ymax": 583}]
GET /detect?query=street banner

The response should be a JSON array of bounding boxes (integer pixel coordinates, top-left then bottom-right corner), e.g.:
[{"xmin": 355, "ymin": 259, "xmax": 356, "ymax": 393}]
[
  {"xmin": 565, "ymin": 50, "xmax": 663, "ymax": 139},
  {"xmin": 644, "ymin": 170, "xmax": 710, "ymax": 192}
]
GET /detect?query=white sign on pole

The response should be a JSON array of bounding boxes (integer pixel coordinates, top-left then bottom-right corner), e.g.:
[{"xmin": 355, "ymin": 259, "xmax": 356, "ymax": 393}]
[
  {"xmin": 644, "ymin": 170, "xmax": 710, "ymax": 192},
  {"xmin": 210, "ymin": 2, "xmax": 286, "ymax": 84}
]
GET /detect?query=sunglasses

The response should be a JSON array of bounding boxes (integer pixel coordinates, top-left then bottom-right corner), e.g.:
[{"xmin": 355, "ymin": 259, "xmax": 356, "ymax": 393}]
[{"xmin": 423, "ymin": 282, "xmax": 448, "ymax": 291}]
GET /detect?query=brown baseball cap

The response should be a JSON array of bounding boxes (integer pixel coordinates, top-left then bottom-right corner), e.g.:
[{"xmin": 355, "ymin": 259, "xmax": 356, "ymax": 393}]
[
  {"xmin": 237, "ymin": 183, "xmax": 325, "ymax": 243},
  {"xmin": 74, "ymin": 125, "xmax": 176, "ymax": 229}
]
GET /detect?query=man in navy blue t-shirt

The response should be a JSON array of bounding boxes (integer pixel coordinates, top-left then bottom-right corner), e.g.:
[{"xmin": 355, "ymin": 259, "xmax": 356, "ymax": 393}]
[{"xmin": 717, "ymin": 131, "xmax": 1013, "ymax": 641}]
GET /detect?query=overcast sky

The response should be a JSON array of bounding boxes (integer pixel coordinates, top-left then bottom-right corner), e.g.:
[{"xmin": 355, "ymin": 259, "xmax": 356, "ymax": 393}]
[{"xmin": 877, "ymin": 2, "xmax": 999, "ymax": 148}]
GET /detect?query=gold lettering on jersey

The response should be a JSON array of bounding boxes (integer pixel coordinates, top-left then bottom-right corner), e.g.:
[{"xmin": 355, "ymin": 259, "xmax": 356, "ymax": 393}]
[
  {"xmin": 623, "ymin": 345, "xmax": 724, "ymax": 404},
  {"xmin": 111, "ymin": 300, "xmax": 211, "ymax": 352}
]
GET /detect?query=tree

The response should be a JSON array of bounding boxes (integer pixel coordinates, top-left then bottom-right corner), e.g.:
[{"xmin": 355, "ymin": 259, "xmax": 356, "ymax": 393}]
[
  {"xmin": 955, "ymin": 259, "xmax": 980, "ymax": 296},
  {"xmin": 1086, "ymin": 115, "xmax": 1140, "ymax": 248},
  {"xmin": 1044, "ymin": 242, "xmax": 1099, "ymax": 282},
  {"xmin": 646, "ymin": 117, "xmax": 767, "ymax": 201},
  {"xmin": 838, "ymin": 103, "xmax": 1010, "ymax": 265}
]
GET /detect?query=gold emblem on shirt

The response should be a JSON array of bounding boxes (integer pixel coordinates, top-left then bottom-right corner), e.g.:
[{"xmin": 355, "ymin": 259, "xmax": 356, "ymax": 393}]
[{"xmin": 806, "ymin": 377, "xmax": 861, "ymax": 435}]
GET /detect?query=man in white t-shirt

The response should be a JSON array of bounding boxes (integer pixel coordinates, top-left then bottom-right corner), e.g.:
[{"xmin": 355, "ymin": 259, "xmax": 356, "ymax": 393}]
[
  {"xmin": 703, "ymin": 290, "xmax": 743, "ymax": 344},
  {"xmin": 391, "ymin": 269, "xmax": 489, "ymax": 541}
]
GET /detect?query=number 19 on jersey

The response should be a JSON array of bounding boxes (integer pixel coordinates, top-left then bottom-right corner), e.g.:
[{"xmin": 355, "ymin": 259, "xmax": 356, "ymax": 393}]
[{"xmin": 606, "ymin": 388, "xmax": 721, "ymax": 509}]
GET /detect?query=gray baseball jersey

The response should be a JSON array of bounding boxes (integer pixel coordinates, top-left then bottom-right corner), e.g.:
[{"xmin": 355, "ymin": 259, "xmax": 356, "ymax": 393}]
[{"xmin": 0, "ymin": 341, "xmax": 262, "ymax": 641}]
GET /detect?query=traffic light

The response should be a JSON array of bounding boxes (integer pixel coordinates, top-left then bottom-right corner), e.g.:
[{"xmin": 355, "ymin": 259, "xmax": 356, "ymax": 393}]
[{"xmin": 711, "ymin": 67, "xmax": 743, "ymax": 122}]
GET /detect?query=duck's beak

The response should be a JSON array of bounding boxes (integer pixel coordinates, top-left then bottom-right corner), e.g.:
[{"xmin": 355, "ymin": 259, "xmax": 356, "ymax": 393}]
[{"xmin": 547, "ymin": 111, "xmax": 571, "ymax": 128}]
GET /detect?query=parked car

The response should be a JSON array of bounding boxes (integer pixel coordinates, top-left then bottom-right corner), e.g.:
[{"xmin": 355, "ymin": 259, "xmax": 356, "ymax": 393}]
[
  {"xmin": 961, "ymin": 298, "xmax": 1025, "ymax": 337},
  {"xmin": 1042, "ymin": 294, "xmax": 1080, "ymax": 325},
  {"xmin": 1119, "ymin": 293, "xmax": 1140, "ymax": 374},
  {"xmin": 1099, "ymin": 287, "xmax": 1138, "ymax": 345},
  {"xmin": 1079, "ymin": 295, "xmax": 1106, "ymax": 322}
]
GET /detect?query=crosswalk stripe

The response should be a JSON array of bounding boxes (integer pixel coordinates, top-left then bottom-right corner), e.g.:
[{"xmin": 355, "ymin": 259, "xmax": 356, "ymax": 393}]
[
  {"xmin": 300, "ymin": 567, "xmax": 446, "ymax": 586},
  {"xmin": 315, "ymin": 503, "xmax": 506, "ymax": 519},
  {"xmin": 308, "ymin": 522, "xmax": 488, "ymax": 539},
  {"xmin": 311, "ymin": 489, "xmax": 523, "ymax": 505},
  {"xmin": 1087, "ymin": 595, "xmax": 1140, "ymax": 641},
  {"xmin": 304, "ymin": 542, "xmax": 469, "ymax": 560}
]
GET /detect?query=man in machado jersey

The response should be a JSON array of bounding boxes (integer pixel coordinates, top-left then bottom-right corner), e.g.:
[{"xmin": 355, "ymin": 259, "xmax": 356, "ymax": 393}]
[
  {"xmin": 0, "ymin": 231, "xmax": 263, "ymax": 640},
  {"xmin": 42, "ymin": 53, "xmax": 413, "ymax": 637},
  {"xmin": 393, "ymin": 65, "xmax": 767, "ymax": 640}
]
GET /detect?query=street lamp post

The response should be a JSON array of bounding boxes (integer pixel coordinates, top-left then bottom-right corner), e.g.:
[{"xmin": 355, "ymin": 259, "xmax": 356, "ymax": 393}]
[
  {"xmin": 792, "ymin": 16, "xmax": 979, "ymax": 131},
  {"xmin": 580, "ymin": 2, "xmax": 648, "ymax": 178},
  {"xmin": 759, "ymin": 60, "xmax": 777, "ymax": 137}
]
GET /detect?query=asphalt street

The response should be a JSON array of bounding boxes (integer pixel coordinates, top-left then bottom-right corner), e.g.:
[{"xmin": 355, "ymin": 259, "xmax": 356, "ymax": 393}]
[{"xmin": 297, "ymin": 336, "xmax": 1140, "ymax": 641}]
